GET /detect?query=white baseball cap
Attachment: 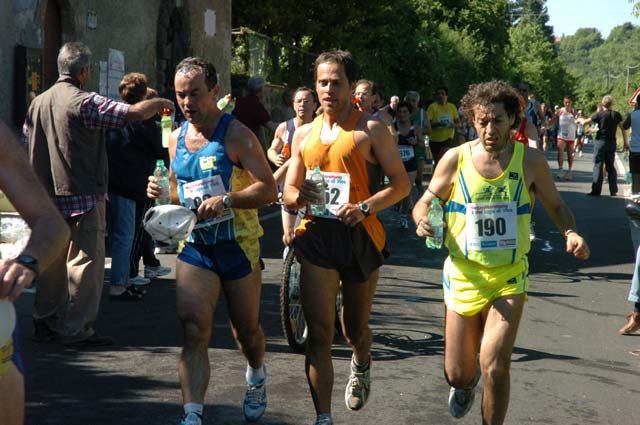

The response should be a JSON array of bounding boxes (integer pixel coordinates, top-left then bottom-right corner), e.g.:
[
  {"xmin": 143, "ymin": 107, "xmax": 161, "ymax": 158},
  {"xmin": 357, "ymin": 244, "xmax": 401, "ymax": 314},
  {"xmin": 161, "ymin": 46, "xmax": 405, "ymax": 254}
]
[
  {"xmin": 0, "ymin": 298, "xmax": 16, "ymax": 347},
  {"xmin": 143, "ymin": 205, "xmax": 197, "ymax": 243}
]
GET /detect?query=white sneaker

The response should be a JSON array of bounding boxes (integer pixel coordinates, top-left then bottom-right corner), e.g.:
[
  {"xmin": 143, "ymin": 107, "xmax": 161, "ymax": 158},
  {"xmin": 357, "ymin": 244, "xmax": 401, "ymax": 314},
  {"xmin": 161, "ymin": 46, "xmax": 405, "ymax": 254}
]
[
  {"xmin": 144, "ymin": 265, "xmax": 171, "ymax": 279},
  {"xmin": 313, "ymin": 414, "xmax": 333, "ymax": 425},
  {"xmin": 128, "ymin": 275, "xmax": 151, "ymax": 286},
  {"xmin": 448, "ymin": 386, "xmax": 475, "ymax": 418},
  {"xmin": 345, "ymin": 354, "xmax": 371, "ymax": 411},
  {"xmin": 178, "ymin": 412, "xmax": 202, "ymax": 425},
  {"xmin": 448, "ymin": 365, "xmax": 480, "ymax": 419}
]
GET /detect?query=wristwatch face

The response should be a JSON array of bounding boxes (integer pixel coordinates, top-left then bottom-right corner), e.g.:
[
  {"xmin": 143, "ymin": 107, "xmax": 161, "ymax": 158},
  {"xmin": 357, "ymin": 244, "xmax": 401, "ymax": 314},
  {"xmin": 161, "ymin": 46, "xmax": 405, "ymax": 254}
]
[
  {"xmin": 222, "ymin": 195, "xmax": 232, "ymax": 208},
  {"xmin": 359, "ymin": 202, "xmax": 370, "ymax": 214},
  {"xmin": 16, "ymin": 255, "xmax": 39, "ymax": 274}
]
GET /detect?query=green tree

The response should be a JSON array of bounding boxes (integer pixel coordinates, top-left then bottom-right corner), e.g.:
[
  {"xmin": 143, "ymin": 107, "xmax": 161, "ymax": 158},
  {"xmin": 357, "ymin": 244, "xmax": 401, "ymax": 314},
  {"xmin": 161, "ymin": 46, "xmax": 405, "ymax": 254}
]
[{"xmin": 505, "ymin": 22, "xmax": 574, "ymax": 105}]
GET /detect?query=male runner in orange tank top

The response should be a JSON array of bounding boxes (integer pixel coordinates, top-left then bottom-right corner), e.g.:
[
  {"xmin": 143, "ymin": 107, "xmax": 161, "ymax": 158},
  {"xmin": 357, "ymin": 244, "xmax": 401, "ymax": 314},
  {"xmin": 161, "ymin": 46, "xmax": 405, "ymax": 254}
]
[{"xmin": 283, "ymin": 51, "xmax": 410, "ymax": 425}]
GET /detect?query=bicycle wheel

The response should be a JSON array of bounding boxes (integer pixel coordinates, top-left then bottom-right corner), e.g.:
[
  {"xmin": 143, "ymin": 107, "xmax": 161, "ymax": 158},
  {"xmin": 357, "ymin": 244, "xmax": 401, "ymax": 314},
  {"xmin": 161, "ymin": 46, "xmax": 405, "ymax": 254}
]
[{"xmin": 280, "ymin": 246, "xmax": 308, "ymax": 352}]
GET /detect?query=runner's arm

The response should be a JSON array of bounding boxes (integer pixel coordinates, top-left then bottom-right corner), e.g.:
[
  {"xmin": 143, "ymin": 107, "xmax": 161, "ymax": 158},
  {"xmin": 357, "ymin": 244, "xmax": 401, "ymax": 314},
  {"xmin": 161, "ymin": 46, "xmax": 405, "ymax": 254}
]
[
  {"xmin": 528, "ymin": 150, "xmax": 589, "ymax": 259},
  {"xmin": 0, "ymin": 121, "xmax": 70, "ymax": 300},
  {"xmin": 412, "ymin": 147, "xmax": 458, "ymax": 237},
  {"xmin": 224, "ymin": 122, "xmax": 277, "ymax": 209},
  {"xmin": 267, "ymin": 122, "xmax": 287, "ymax": 166},
  {"xmin": 282, "ymin": 123, "xmax": 319, "ymax": 211}
]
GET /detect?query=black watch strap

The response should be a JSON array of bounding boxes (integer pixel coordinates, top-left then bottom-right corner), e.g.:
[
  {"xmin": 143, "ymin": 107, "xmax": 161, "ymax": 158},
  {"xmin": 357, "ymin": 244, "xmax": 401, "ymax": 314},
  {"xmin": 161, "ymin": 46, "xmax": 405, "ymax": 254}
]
[{"xmin": 16, "ymin": 254, "xmax": 39, "ymax": 277}]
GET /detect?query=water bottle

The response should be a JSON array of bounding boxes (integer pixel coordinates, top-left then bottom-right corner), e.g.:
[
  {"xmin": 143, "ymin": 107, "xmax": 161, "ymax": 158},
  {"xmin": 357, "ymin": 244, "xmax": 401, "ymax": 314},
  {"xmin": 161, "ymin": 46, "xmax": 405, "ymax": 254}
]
[
  {"xmin": 424, "ymin": 134, "xmax": 430, "ymax": 148},
  {"xmin": 160, "ymin": 112, "xmax": 172, "ymax": 148},
  {"xmin": 217, "ymin": 94, "xmax": 236, "ymax": 113},
  {"xmin": 310, "ymin": 166, "xmax": 326, "ymax": 215},
  {"xmin": 153, "ymin": 159, "xmax": 171, "ymax": 205},
  {"xmin": 425, "ymin": 198, "xmax": 443, "ymax": 249},
  {"xmin": 625, "ymin": 171, "xmax": 633, "ymax": 197}
]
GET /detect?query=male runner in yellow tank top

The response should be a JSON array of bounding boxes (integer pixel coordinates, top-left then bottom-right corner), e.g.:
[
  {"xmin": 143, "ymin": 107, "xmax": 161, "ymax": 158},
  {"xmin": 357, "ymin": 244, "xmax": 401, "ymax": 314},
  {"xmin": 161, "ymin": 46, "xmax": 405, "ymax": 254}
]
[
  {"xmin": 412, "ymin": 81, "xmax": 590, "ymax": 425},
  {"xmin": 283, "ymin": 51, "xmax": 410, "ymax": 425}
]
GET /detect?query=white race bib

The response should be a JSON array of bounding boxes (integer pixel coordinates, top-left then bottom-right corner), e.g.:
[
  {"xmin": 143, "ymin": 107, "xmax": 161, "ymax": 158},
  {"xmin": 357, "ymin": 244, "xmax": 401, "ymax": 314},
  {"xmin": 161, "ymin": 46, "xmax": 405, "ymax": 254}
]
[
  {"xmin": 182, "ymin": 175, "xmax": 234, "ymax": 229},
  {"xmin": 305, "ymin": 171, "xmax": 350, "ymax": 219},
  {"xmin": 438, "ymin": 114, "xmax": 453, "ymax": 127},
  {"xmin": 465, "ymin": 202, "xmax": 517, "ymax": 250},
  {"xmin": 398, "ymin": 145, "xmax": 415, "ymax": 162}
]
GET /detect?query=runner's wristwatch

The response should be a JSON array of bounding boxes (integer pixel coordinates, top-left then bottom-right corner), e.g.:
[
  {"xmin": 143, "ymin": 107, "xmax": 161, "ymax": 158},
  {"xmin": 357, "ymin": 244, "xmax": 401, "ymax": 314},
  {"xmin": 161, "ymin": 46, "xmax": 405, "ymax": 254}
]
[
  {"xmin": 222, "ymin": 194, "xmax": 233, "ymax": 208},
  {"xmin": 16, "ymin": 254, "xmax": 39, "ymax": 277},
  {"xmin": 358, "ymin": 202, "xmax": 370, "ymax": 217}
]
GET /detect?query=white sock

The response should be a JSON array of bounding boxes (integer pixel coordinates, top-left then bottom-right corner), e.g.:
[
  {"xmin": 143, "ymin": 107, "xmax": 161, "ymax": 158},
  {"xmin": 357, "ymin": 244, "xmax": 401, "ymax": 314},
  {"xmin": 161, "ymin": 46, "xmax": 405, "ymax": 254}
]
[
  {"xmin": 246, "ymin": 363, "xmax": 266, "ymax": 385},
  {"xmin": 184, "ymin": 403, "xmax": 203, "ymax": 417}
]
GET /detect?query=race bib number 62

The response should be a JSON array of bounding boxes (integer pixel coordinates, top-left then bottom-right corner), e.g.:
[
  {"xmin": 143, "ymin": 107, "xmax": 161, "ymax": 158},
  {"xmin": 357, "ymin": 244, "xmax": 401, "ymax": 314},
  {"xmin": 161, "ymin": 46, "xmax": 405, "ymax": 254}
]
[{"xmin": 305, "ymin": 171, "xmax": 350, "ymax": 219}]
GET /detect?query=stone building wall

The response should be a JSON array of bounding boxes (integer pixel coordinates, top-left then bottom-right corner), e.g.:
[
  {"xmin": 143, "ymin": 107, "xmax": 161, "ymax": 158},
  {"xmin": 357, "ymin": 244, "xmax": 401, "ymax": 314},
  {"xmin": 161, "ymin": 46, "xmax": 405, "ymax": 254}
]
[{"xmin": 0, "ymin": 0, "xmax": 231, "ymax": 126}]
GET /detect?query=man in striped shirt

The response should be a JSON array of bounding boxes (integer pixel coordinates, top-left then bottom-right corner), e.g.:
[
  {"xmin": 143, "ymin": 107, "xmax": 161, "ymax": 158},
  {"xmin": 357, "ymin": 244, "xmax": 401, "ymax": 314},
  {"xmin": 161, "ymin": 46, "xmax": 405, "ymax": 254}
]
[{"xmin": 23, "ymin": 42, "xmax": 173, "ymax": 346}]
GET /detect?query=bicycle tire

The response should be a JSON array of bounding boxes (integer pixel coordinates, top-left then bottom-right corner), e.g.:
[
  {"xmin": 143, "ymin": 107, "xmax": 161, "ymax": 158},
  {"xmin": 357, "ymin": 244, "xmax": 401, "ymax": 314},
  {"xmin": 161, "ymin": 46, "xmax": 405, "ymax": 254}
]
[{"xmin": 280, "ymin": 246, "xmax": 308, "ymax": 352}]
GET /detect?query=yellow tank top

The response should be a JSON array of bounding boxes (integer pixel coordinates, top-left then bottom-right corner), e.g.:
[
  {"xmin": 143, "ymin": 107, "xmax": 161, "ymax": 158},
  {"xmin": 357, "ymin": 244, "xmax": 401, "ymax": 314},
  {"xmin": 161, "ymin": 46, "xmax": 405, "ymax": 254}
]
[
  {"xmin": 298, "ymin": 109, "xmax": 386, "ymax": 252},
  {"xmin": 445, "ymin": 142, "xmax": 531, "ymax": 268}
]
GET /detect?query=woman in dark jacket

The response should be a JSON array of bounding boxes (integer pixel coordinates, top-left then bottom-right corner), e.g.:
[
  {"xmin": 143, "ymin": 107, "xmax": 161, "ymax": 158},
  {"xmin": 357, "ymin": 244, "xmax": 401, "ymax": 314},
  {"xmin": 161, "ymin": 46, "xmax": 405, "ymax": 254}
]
[{"xmin": 106, "ymin": 73, "xmax": 169, "ymax": 299}]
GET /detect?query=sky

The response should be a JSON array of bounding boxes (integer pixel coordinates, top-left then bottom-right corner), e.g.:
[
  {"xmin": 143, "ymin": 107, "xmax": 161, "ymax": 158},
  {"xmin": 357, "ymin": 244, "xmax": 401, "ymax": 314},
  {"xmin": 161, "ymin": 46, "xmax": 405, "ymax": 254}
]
[{"xmin": 546, "ymin": 0, "xmax": 640, "ymax": 38}]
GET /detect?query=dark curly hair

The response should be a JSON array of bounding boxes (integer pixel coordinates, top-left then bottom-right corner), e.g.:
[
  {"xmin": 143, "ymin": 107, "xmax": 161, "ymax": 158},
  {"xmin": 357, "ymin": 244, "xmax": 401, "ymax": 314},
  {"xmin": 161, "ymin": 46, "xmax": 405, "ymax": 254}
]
[
  {"xmin": 119, "ymin": 73, "xmax": 148, "ymax": 105},
  {"xmin": 461, "ymin": 80, "xmax": 521, "ymax": 129}
]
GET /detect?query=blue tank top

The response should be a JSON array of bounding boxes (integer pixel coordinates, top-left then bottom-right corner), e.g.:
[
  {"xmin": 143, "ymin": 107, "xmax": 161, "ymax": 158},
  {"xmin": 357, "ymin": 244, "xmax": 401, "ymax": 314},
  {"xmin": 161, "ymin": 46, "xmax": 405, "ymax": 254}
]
[{"xmin": 171, "ymin": 114, "xmax": 263, "ymax": 245}]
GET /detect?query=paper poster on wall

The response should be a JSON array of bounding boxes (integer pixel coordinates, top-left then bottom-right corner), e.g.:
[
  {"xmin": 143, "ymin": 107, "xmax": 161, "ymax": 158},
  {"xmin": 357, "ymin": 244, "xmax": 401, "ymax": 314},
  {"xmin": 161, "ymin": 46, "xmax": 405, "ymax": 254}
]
[
  {"xmin": 107, "ymin": 48, "xmax": 125, "ymax": 100},
  {"xmin": 99, "ymin": 61, "xmax": 107, "ymax": 95},
  {"xmin": 205, "ymin": 9, "xmax": 216, "ymax": 37}
]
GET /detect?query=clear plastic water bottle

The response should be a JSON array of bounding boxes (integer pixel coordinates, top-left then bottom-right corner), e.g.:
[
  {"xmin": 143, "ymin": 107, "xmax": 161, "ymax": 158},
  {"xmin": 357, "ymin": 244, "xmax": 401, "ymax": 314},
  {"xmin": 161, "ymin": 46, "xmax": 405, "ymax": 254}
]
[
  {"xmin": 310, "ymin": 166, "xmax": 326, "ymax": 215},
  {"xmin": 625, "ymin": 171, "xmax": 633, "ymax": 197},
  {"xmin": 217, "ymin": 94, "xmax": 236, "ymax": 113},
  {"xmin": 424, "ymin": 135, "xmax": 430, "ymax": 148},
  {"xmin": 425, "ymin": 197, "xmax": 443, "ymax": 249},
  {"xmin": 160, "ymin": 112, "xmax": 172, "ymax": 148},
  {"xmin": 153, "ymin": 159, "xmax": 171, "ymax": 205}
]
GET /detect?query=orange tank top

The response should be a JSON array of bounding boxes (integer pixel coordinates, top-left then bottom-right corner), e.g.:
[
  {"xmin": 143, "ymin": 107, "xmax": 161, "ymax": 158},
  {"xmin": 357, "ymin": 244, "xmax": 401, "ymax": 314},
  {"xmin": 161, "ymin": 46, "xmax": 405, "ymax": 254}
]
[{"xmin": 298, "ymin": 109, "xmax": 386, "ymax": 251}]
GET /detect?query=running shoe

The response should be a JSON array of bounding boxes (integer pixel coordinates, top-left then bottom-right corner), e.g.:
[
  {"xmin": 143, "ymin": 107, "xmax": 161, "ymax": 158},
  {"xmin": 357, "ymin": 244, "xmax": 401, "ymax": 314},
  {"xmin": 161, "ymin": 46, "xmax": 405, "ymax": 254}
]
[
  {"xmin": 178, "ymin": 412, "xmax": 202, "ymax": 425},
  {"xmin": 345, "ymin": 354, "xmax": 371, "ymax": 411},
  {"xmin": 243, "ymin": 379, "xmax": 267, "ymax": 422},
  {"xmin": 579, "ymin": 150, "xmax": 583, "ymax": 158},
  {"xmin": 448, "ymin": 367, "xmax": 480, "ymax": 418},
  {"xmin": 128, "ymin": 275, "xmax": 151, "ymax": 286},
  {"xmin": 556, "ymin": 169, "xmax": 565, "ymax": 181},
  {"xmin": 144, "ymin": 265, "xmax": 172, "ymax": 278},
  {"xmin": 313, "ymin": 415, "xmax": 334, "ymax": 425}
]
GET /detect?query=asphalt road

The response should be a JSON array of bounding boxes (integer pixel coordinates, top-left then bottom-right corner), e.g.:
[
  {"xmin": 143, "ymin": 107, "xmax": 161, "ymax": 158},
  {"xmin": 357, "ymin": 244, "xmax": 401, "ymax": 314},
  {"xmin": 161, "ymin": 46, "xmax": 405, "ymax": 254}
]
[{"xmin": 15, "ymin": 143, "xmax": 640, "ymax": 425}]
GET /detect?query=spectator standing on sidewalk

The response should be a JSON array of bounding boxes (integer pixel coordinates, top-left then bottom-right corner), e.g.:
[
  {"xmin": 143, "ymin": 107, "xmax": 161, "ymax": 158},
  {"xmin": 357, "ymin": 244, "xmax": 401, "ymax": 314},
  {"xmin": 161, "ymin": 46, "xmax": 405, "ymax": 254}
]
[
  {"xmin": 578, "ymin": 95, "xmax": 628, "ymax": 197},
  {"xmin": 23, "ymin": 42, "xmax": 173, "ymax": 346}
]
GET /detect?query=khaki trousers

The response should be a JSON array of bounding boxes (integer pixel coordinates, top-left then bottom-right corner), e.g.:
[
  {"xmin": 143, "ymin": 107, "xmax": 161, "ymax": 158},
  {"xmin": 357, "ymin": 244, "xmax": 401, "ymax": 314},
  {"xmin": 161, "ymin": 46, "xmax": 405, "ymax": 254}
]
[{"xmin": 34, "ymin": 198, "xmax": 106, "ymax": 341}]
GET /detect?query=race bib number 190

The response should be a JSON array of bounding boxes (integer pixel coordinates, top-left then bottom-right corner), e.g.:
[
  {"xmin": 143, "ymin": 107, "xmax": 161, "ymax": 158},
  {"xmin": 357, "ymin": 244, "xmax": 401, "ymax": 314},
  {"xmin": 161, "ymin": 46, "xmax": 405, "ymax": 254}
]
[
  {"xmin": 465, "ymin": 202, "xmax": 517, "ymax": 250},
  {"xmin": 183, "ymin": 175, "xmax": 234, "ymax": 229},
  {"xmin": 305, "ymin": 171, "xmax": 350, "ymax": 219}
]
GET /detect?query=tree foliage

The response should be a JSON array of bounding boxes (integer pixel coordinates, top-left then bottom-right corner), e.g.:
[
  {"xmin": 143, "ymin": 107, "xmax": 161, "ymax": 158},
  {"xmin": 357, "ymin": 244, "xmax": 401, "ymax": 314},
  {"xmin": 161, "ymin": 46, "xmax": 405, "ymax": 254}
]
[
  {"xmin": 231, "ymin": 0, "xmax": 569, "ymax": 107},
  {"xmin": 558, "ymin": 22, "xmax": 640, "ymax": 113}
]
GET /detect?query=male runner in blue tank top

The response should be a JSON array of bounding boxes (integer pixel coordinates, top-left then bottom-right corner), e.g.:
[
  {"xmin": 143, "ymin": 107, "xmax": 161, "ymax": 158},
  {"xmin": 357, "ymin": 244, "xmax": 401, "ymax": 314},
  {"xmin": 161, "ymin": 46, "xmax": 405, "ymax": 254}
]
[
  {"xmin": 413, "ymin": 81, "xmax": 590, "ymax": 424},
  {"xmin": 147, "ymin": 58, "xmax": 277, "ymax": 425}
]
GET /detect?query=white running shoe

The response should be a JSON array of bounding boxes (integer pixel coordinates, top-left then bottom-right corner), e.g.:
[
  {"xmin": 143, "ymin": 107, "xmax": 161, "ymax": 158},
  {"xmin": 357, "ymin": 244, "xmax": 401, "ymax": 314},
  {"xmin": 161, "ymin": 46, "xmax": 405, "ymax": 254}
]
[
  {"xmin": 313, "ymin": 415, "xmax": 333, "ymax": 425},
  {"xmin": 243, "ymin": 379, "xmax": 267, "ymax": 422},
  {"xmin": 144, "ymin": 265, "xmax": 171, "ymax": 279},
  {"xmin": 178, "ymin": 412, "xmax": 202, "ymax": 425},
  {"xmin": 448, "ymin": 366, "xmax": 480, "ymax": 418},
  {"xmin": 128, "ymin": 275, "xmax": 151, "ymax": 286},
  {"xmin": 345, "ymin": 354, "xmax": 371, "ymax": 411}
]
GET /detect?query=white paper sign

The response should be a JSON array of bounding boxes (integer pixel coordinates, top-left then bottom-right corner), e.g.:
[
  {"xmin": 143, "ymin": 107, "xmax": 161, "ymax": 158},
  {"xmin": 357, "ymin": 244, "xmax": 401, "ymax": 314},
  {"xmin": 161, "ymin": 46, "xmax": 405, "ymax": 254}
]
[
  {"xmin": 107, "ymin": 48, "xmax": 125, "ymax": 100},
  {"xmin": 183, "ymin": 175, "xmax": 234, "ymax": 229},
  {"xmin": 398, "ymin": 145, "xmax": 415, "ymax": 162},
  {"xmin": 305, "ymin": 171, "xmax": 350, "ymax": 219},
  {"xmin": 465, "ymin": 201, "xmax": 517, "ymax": 250}
]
